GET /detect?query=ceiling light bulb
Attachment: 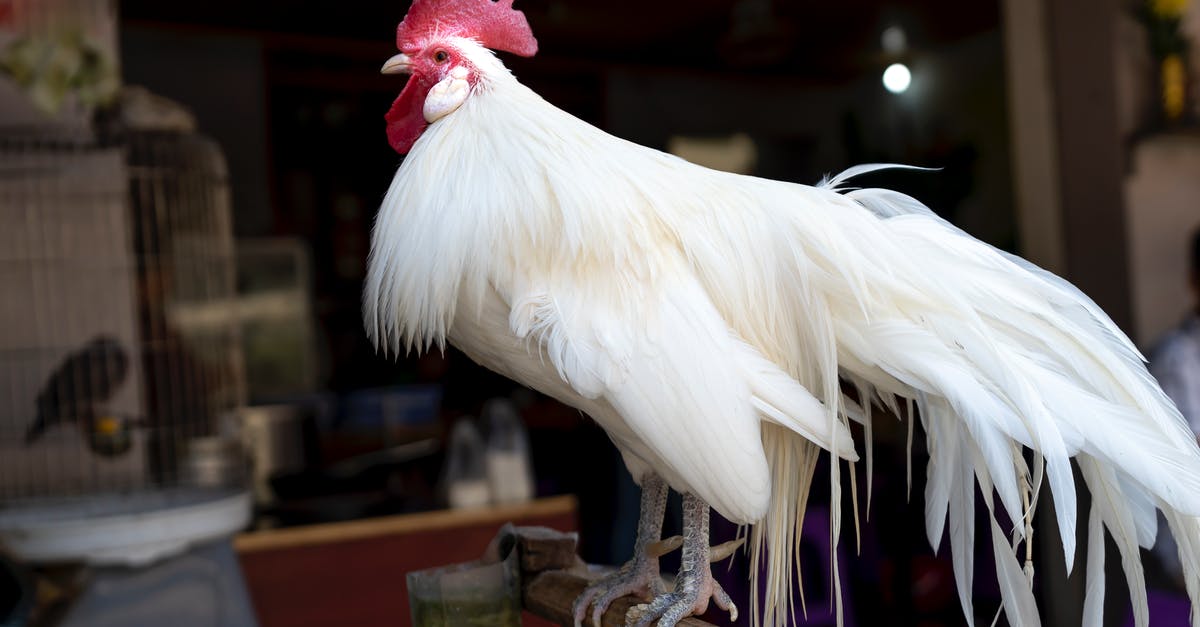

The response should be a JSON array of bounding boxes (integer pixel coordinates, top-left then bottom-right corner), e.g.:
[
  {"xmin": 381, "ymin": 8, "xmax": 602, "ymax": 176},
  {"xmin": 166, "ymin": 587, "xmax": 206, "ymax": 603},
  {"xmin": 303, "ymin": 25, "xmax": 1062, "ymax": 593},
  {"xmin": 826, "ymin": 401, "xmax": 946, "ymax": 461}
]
[{"xmin": 883, "ymin": 63, "xmax": 911, "ymax": 94}]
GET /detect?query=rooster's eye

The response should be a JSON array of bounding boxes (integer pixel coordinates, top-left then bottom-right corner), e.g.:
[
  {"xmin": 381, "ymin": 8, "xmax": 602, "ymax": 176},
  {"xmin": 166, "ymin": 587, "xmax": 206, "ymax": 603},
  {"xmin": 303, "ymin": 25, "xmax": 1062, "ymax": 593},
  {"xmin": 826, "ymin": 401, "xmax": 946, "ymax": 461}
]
[{"xmin": 433, "ymin": 50, "xmax": 449, "ymax": 63}]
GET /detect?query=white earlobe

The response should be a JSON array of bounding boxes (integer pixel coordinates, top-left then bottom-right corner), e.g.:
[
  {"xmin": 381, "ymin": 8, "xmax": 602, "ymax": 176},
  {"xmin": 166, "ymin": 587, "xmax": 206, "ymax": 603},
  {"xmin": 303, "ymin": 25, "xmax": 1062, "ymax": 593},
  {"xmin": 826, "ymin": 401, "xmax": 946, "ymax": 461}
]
[{"xmin": 424, "ymin": 67, "xmax": 471, "ymax": 123}]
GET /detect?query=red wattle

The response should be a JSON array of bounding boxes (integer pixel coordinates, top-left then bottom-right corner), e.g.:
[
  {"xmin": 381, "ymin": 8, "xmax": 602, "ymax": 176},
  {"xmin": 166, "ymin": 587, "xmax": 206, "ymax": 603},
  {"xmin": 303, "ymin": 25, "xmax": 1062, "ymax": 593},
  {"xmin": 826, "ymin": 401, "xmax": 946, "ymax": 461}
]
[{"xmin": 385, "ymin": 76, "xmax": 432, "ymax": 155}]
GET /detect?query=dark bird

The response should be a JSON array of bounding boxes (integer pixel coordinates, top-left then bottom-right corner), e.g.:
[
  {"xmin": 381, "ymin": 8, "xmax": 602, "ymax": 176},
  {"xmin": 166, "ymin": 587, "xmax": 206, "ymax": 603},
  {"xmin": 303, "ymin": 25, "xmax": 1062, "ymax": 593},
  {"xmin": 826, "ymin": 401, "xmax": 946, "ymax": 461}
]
[{"xmin": 25, "ymin": 335, "xmax": 130, "ymax": 448}]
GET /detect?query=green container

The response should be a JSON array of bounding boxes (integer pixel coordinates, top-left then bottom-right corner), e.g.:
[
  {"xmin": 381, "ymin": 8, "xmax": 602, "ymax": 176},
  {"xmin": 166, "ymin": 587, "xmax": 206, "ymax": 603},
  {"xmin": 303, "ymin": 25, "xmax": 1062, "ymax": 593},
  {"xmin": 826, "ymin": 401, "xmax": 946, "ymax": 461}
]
[{"xmin": 407, "ymin": 531, "xmax": 521, "ymax": 627}]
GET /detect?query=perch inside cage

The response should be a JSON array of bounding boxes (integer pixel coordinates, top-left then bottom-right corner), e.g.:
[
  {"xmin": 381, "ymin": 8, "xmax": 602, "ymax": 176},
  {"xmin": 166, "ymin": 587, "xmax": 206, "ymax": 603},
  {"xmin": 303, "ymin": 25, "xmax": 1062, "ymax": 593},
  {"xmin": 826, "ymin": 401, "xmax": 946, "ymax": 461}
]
[{"xmin": 0, "ymin": 119, "xmax": 251, "ymax": 567}]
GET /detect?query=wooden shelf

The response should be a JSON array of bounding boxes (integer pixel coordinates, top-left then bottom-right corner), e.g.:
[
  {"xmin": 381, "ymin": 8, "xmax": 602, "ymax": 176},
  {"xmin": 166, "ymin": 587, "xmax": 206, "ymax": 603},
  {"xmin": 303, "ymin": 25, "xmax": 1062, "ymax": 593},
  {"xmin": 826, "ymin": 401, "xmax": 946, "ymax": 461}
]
[
  {"xmin": 236, "ymin": 496, "xmax": 578, "ymax": 627},
  {"xmin": 236, "ymin": 495, "xmax": 577, "ymax": 553}
]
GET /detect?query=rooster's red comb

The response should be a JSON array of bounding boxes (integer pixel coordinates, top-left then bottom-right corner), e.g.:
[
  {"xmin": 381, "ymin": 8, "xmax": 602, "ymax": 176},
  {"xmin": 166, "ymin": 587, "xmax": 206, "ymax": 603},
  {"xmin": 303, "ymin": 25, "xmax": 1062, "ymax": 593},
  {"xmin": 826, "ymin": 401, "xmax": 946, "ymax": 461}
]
[{"xmin": 397, "ymin": 0, "xmax": 538, "ymax": 57}]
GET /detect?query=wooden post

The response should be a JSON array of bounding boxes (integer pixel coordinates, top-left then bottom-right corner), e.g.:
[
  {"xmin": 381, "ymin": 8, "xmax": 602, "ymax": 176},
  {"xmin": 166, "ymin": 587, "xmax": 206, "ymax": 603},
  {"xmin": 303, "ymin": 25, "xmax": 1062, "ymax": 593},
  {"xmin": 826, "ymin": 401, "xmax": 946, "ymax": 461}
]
[
  {"xmin": 1046, "ymin": 0, "xmax": 1134, "ymax": 333},
  {"xmin": 510, "ymin": 526, "xmax": 713, "ymax": 627},
  {"xmin": 1002, "ymin": 0, "xmax": 1133, "ymax": 333}
]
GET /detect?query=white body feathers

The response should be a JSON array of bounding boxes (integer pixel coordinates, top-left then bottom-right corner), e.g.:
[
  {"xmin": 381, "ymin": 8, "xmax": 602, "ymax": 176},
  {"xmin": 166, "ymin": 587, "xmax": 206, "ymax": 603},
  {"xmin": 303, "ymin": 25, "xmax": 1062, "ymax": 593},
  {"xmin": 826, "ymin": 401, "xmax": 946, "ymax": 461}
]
[{"xmin": 365, "ymin": 40, "xmax": 1200, "ymax": 627}]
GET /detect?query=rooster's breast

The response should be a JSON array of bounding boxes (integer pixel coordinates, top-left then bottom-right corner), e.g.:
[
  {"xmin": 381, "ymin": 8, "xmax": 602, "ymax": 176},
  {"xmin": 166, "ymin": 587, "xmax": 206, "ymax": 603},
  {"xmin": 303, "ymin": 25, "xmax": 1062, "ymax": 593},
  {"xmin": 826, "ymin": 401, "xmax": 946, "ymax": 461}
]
[{"xmin": 448, "ymin": 283, "xmax": 662, "ymax": 481}]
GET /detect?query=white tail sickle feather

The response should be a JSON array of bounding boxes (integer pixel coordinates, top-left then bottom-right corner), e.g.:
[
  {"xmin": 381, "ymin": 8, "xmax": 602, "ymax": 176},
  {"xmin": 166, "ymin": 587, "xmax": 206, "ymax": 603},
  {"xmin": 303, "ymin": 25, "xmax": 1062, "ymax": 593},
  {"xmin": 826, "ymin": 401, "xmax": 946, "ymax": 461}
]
[{"xmin": 778, "ymin": 166, "xmax": 1200, "ymax": 627}]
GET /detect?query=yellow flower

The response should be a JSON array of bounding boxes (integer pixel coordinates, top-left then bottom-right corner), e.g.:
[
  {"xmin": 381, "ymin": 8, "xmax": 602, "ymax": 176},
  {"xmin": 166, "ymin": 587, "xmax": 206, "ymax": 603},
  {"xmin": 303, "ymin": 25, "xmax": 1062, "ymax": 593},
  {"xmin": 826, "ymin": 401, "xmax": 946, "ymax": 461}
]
[
  {"xmin": 96, "ymin": 416, "xmax": 121, "ymax": 435},
  {"xmin": 1152, "ymin": 0, "xmax": 1191, "ymax": 18},
  {"xmin": 1162, "ymin": 54, "xmax": 1186, "ymax": 121}
]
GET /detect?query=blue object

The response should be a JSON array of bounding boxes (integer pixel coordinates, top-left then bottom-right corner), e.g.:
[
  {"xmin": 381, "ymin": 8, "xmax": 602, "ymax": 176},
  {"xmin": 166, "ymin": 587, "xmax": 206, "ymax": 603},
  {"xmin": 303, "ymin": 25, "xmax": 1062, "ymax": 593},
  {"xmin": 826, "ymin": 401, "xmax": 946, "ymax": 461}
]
[
  {"xmin": 59, "ymin": 539, "xmax": 257, "ymax": 627},
  {"xmin": 342, "ymin": 385, "xmax": 443, "ymax": 431}
]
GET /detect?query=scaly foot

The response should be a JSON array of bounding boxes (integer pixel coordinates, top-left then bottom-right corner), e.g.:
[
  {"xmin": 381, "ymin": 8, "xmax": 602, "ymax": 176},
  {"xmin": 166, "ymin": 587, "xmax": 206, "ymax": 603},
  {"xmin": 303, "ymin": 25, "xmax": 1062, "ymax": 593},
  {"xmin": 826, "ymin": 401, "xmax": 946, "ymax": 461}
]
[
  {"xmin": 572, "ymin": 474, "xmax": 669, "ymax": 627},
  {"xmin": 573, "ymin": 553, "xmax": 666, "ymax": 627},
  {"xmin": 626, "ymin": 492, "xmax": 738, "ymax": 627},
  {"xmin": 625, "ymin": 567, "xmax": 736, "ymax": 627}
]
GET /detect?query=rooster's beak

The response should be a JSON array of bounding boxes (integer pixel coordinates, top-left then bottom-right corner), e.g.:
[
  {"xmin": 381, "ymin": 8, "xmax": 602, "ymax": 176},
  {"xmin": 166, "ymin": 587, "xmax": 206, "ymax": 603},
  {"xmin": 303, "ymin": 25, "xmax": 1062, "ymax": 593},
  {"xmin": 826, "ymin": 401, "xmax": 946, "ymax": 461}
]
[{"xmin": 381, "ymin": 53, "xmax": 413, "ymax": 75}]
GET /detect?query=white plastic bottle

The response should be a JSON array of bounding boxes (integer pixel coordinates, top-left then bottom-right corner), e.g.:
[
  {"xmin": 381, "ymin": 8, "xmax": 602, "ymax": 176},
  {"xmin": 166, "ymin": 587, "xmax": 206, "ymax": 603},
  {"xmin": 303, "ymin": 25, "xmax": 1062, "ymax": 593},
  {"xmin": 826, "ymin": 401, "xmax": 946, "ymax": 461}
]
[{"xmin": 481, "ymin": 398, "xmax": 534, "ymax": 505}]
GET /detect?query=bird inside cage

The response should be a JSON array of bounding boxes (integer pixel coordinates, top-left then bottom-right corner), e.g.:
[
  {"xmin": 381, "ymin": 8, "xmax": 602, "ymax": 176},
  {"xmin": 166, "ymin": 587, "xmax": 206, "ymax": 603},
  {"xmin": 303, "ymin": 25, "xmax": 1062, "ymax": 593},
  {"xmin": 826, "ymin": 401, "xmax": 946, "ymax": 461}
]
[
  {"xmin": 24, "ymin": 335, "xmax": 133, "ymax": 458},
  {"xmin": 1, "ymin": 107, "xmax": 244, "ymax": 500}
]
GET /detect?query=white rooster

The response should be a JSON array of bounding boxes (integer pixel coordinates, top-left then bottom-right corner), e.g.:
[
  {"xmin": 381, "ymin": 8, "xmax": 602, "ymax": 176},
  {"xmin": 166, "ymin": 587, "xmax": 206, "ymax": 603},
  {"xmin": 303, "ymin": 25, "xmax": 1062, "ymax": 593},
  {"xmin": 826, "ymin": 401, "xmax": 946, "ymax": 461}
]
[{"xmin": 363, "ymin": 1, "xmax": 1200, "ymax": 626}]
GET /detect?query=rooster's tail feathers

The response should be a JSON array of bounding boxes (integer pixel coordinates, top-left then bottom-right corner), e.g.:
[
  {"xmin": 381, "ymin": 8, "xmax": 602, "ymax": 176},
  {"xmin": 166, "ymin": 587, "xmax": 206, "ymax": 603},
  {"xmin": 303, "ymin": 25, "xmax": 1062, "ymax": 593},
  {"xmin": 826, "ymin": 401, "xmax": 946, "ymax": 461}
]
[{"xmin": 753, "ymin": 166, "xmax": 1200, "ymax": 627}]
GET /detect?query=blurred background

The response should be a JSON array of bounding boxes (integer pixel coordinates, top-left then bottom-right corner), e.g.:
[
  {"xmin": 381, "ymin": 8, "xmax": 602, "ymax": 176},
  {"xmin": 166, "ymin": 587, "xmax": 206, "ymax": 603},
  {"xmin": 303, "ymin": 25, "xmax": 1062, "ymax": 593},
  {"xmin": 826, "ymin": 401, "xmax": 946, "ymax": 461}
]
[{"xmin": 0, "ymin": 0, "xmax": 1198, "ymax": 625}]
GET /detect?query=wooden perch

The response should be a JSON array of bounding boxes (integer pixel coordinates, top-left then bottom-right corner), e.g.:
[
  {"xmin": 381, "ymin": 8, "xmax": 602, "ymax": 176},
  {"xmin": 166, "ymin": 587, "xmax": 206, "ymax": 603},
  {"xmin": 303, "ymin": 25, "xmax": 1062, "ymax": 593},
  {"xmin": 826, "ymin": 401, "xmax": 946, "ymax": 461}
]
[
  {"xmin": 509, "ymin": 526, "xmax": 713, "ymax": 627},
  {"xmin": 523, "ymin": 570, "xmax": 713, "ymax": 627}
]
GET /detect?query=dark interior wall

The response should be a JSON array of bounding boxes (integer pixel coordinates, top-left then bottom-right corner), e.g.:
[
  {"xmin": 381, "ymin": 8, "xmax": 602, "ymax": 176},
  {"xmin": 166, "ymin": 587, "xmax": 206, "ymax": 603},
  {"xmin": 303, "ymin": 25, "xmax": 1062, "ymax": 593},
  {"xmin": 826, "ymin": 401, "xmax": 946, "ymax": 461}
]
[
  {"xmin": 894, "ymin": 30, "xmax": 1014, "ymax": 247},
  {"xmin": 606, "ymin": 29, "xmax": 1014, "ymax": 248},
  {"xmin": 605, "ymin": 69, "xmax": 853, "ymax": 175},
  {"xmin": 121, "ymin": 26, "xmax": 275, "ymax": 237}
]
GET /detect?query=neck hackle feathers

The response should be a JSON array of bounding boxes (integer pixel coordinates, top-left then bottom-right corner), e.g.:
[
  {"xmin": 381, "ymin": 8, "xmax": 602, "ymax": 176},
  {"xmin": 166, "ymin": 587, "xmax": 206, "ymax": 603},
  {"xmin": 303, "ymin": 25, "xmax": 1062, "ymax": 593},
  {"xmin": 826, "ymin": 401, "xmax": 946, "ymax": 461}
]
[{"xmin": 397, "ymin": 0, "xmax": 539, "ymax": 57}]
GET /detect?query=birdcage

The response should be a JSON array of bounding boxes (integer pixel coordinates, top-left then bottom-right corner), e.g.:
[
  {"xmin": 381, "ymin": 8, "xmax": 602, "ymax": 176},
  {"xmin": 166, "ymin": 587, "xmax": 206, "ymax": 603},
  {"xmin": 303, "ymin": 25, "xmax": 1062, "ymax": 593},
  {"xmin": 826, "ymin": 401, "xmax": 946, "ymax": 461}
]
[{"xmin": 0, "ymin": 114, "xmax": 251, "ymax": 565}]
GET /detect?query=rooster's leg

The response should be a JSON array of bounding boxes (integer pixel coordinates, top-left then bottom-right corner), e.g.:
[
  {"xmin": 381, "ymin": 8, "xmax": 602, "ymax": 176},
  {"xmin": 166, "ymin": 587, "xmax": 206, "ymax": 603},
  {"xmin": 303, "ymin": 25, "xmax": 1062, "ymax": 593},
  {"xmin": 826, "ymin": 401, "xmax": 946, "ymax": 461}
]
[
  {"xmin": 572, "ymin": 473, "xmax": 669, "ymax": 627},
  {"xmin": 626, "ymin": 492, "xmax": 737, "ymax": 627}
]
